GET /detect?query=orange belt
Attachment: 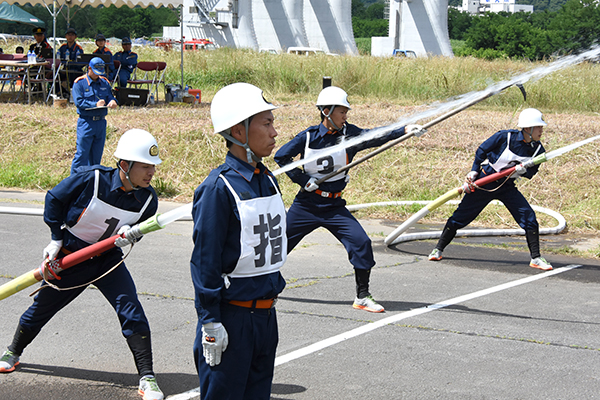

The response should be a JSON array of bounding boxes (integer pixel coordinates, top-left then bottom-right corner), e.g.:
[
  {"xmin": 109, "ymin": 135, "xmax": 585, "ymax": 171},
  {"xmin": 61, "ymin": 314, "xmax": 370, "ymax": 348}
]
[
  {"xmin": 229, "ymin": 298, "xmax": 277, "ymax": 309},
  {"xmin": 314, "ymin": 189, "xmax": 342, "ymax": 199}
]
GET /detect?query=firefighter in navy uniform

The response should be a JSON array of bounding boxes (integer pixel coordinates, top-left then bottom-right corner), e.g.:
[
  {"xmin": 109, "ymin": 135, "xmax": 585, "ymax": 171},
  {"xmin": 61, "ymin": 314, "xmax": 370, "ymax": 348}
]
[
  {"xmin": 191, "ymin": 83, "xmax": 286, "ymax": 400},
  {"xmin": 58, "ymin": 27, "xmax": 85, "ymax": 92},
  {"xmin": 71, "ymin": 57, "xmax": 118, "ymax": 174},
  {"xmin": 427, "ymin": 108, "xmax": 553, "ymax": 271},
  {"xmin": 29, "ymin": 27, "xmax": 52, "ymax": 57},
  {"xmin": 93, "ymin": 33, "xmax": 116, "ymax": 82},
  {"xmin": 0, "ymin": 129, "xmax": 165, "ymax": 400},
  {"xmin": 274, "ymin": 86, "xmax": 424, "ymax": 313},
  {"xmin": 113, "ymin": 37, "xmax": 138, "ymax": 88}
]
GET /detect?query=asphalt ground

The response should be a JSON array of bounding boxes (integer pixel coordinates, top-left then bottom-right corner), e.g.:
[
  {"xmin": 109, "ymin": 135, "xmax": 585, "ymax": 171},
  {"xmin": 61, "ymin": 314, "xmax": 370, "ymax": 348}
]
[{"xmin": 0, "ymin": 189, "xmax": 599, "ymax": 400}]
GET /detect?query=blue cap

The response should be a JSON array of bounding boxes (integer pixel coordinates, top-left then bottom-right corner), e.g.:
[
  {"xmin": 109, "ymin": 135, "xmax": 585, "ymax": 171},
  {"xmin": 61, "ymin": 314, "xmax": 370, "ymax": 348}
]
[
  {"xmin": 122, "ymin": 37, "xmax": 132, "ymax": 45},
  {"xmin": 89, "ymin": 57, "xmax": 105, "ymax": 75},
  {"xmin": 95, "ymin": 33, "xmax": 106, "ymax": 41}
]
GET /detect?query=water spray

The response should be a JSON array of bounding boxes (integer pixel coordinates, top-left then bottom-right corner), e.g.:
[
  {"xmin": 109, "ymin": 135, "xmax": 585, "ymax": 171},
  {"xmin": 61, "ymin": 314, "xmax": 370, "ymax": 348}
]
[{"xmin": 272, "ymin": 45, "xmax": 600, "ymax": 179}]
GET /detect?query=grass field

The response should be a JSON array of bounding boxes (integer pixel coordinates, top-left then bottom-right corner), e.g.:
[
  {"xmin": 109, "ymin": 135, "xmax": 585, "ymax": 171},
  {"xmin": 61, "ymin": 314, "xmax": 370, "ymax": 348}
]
[{"xmin": 1, "ymin": 47, "xmax": 599, "ymax": 256}]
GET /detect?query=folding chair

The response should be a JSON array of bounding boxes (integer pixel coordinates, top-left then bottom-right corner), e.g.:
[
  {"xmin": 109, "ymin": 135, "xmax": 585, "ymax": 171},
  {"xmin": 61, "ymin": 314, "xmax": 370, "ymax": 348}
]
[
  {"xmin": 127, "ymin": 61, "xmax": 158, "ymax": 103},
  {"xmin": 45, "ymin": 58, "xmax": 63, "ymax": 102},
  {"xmin": 0, "ymin": 54, "xmax": 16, "ymax": 98},
  {"xmin": 110, "ymin": 60, "xmax": 121, "ymax": 89},
  {"xmin": 154, "ymin": 61, "xmax": 167, "ymax": 102}
]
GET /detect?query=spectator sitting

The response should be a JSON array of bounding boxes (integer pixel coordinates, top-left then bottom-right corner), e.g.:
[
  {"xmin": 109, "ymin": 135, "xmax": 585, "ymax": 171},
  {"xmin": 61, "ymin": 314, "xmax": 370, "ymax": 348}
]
[
  {"xmin": 92, "ymin": 33, "xmax": 115, "ymax": 82},
  {"xmin": 113, "ymin": 37, "xmax": 137, "ymax": 88},
  {"xmin": 59, "ymin": 27, "xmax": 85, "ymax": 94},
  {"xmin": 15, "ymin": 46, "xmax": 24, "ymax": 54},
  {"xmin": 29, "ymin": 27, "xmax": 52, "ymax": 58}
]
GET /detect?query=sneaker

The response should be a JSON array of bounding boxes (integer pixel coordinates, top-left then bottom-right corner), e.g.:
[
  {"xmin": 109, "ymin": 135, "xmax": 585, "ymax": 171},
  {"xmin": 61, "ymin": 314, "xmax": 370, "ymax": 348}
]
[
  {"xmin": 0, "ymin": 350, "xmax": 20, "ymax": 373},
  {"xmin": 428, "ymin": 248, "xmax": 443, "ymax": 261},
  {"xmin": 530, "ymin": 257, "xmax": 553, "ymax": 271},
  {"xmin": 138, "ymin": 375, "xmax": 164, "ymax": 400},
  {"xmin": 353, "ymin": 295, "xmax": 385, "ymax": 313}
]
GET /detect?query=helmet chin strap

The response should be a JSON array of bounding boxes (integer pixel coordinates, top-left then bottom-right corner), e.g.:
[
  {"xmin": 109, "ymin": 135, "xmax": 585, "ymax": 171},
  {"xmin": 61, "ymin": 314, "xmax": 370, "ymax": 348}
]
[
  {"xmin": 523, "ymin": 127, "xmax": 537, "ymax": 146},
  {"xmin": 118, "ymin": 160, "xmax": 141, "ymax": 191},
  {"xmin": 220, "ymin": 119, "xmax": 262, "ymax": 164},
  {"xmin": 320, "ymin": 105, "xmax": 342, "ymax": 132}
]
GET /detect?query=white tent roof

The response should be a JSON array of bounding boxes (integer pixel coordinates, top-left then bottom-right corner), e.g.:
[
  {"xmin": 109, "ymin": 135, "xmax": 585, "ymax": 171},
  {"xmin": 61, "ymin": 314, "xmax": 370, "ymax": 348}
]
[
  {"xmin": 2, "ymin": 0, "xmax": 182, "ymax": 8},
  {"xmin": 3, "ymin": 0, "xmax": 184, "ymax": 99}
]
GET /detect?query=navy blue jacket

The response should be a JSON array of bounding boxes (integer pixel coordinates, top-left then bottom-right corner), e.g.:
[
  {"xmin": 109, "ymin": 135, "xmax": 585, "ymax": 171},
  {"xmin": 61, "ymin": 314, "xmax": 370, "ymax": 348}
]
[{"xmin": 191, "ymin": 153, "xmax": 286, "ymax": 324}]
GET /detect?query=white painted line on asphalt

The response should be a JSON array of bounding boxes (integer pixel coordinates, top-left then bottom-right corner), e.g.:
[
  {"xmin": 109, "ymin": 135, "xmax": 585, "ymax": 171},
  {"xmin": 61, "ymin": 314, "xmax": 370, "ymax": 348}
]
[{"xmin": 167, "ymin": 265, "xmax": 581, "ymax": 399}]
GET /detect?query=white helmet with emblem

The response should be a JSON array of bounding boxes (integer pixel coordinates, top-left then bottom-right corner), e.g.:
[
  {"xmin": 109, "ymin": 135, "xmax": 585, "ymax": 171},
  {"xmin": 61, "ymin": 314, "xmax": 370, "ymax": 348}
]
[
  {"xmin": 114, "ymin": 129, "xmax": 162, "ymax": 165},
  {"xmin": 518, "ymin": 108, "xmax": 547, "ymax": 128}
]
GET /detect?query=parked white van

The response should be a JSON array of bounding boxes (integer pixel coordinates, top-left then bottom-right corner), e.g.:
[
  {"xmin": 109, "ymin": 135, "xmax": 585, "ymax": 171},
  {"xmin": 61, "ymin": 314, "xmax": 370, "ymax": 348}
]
[{"xmin": 287, "ymin": 47, "xmax": 325, "ymax": 56}]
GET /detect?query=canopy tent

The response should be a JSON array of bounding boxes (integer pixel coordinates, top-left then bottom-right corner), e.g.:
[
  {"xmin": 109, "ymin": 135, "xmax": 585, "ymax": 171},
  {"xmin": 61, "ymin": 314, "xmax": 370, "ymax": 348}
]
[
  {"xmin": 2, "ymin": 0, "xmax": 183, "ymax": 98},
  {"xmin": 0, "ymin": 2, "xmax": 44, "ymax": 27}
]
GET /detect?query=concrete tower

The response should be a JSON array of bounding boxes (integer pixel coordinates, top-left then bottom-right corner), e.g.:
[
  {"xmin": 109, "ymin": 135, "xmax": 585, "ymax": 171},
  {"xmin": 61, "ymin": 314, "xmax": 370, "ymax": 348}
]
[
  {"xmin": 372, "ymin": 0, "xmax": 453, "ymax": 57},
  {"xmin": 163, "ymin": 0, "xmax": 358, "ymax": 55}
]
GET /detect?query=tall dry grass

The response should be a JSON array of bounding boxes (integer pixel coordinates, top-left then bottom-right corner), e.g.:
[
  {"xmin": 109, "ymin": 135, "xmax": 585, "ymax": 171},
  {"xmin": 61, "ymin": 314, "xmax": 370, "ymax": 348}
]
[{"xmin": 1, "ymin": 47, "xmax": 600, "ymax": 239}]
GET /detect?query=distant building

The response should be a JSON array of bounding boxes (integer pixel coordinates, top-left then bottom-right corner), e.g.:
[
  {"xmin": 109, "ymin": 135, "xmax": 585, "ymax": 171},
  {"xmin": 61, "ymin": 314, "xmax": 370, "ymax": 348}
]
[
  {"xmin": 162, "ymin": 0, "xmax": 358, "ymax": 55},
  {"xmin": 371, "ymin": 0, "xmax": 453, "ymax": 58},
  {"xmin": 460, "ymin": 0, "xmax": 534, "ymax": 14}
]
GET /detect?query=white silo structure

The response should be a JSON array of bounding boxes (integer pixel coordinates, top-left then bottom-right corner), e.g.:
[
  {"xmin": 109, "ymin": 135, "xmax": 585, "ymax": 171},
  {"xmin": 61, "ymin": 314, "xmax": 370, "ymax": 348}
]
[
  {"xmin": 164, "ymin": 0, "xmax": 358, "ymax": 54},
  {"xmin": 371, "ymin": 0, "xmax": 453, "ymax": 57}
]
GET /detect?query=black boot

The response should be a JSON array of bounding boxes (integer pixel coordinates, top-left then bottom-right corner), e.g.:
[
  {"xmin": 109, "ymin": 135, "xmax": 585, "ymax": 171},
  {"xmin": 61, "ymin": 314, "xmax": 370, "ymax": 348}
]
[
  {"xmin": 7, "ymin": 324, "xmax": 40, "ymax": 356},
  {"xmin": 525, "ymin": 228, "xmax": 541, "ymax": 259},
  {"xmin": 126, "ymin": 332, "xmax": 154, "ymax": 378},
  {"xmin": 355, "ymin": 268, "xmax": 371, "ymax": 299},
  {"xmin": 436, "ymin": 221, "xmax": 458, "ymax": 251}
]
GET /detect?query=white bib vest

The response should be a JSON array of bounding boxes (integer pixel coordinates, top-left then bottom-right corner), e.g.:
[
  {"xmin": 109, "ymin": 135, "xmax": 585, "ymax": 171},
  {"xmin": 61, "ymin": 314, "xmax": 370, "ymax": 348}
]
[
  {"xmin": 303, "ymin": 130, "xmax": 347, "ymax": 182},
  {"xmin": 489, "ymin": 131, "xmax": 541, "ymax": 173},
  {"xmin": 219, "ymin": 174, "xmax": 287, "ymax": 279},
  {"xmin": 66, "ymin": 169, "xmax": 153, "ymax": 244}
]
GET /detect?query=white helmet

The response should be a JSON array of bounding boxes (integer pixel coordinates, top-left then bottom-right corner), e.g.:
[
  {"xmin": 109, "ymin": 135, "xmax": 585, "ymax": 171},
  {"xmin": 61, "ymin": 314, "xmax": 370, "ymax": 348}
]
[
  {"xmin": 316, "ymin": 86, "xmax": 351, "ymax": 110},
  {"xmin": 518, "ymin": 108, "xmax": 547, "ymax": 128},
  {"xmin": 114, "ymin": 129, "xmax": 162, "ymax": 165},
  {"xmin": 211, "ymin": 82, "xmax": 277, "ymax": 134}
]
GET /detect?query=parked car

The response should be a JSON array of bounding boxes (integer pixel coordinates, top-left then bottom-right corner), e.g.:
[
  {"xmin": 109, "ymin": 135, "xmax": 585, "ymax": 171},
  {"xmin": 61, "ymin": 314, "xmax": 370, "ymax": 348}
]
[
  {"xmin": 287, "ymin": 46, "xmax": 325, "ymax": 56},
  {"xmin": 393, "ymin": 49, "xmax": 417, "ymax": 58}
]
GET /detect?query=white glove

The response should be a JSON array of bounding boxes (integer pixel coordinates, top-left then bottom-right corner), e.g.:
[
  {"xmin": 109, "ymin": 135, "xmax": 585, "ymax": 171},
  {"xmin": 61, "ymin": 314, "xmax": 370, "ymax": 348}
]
[
  {"xmin": 466, "ymin": 171, "xmax": 478, "ymax": 183},
  {"xmin": 406, "ymin": 124, "xmax": 427, "ymax": 137},
  {"xmin": 114, "ymin": 225, "xmax": 141, "ymax": 248},
  {"xmin": 304, "ymin": 177, "xmax": 319, "ymax": 192},
  {"xmin": 514, "ymin": 164, "xmax": 527, "ymax": 176},
  {"xmin": 42, "ymin": 239, "xmax": 63, "ymax": 261},
  {"xmin": 202, "ymin": 323, "xmax": 229, "ymax": 366}
]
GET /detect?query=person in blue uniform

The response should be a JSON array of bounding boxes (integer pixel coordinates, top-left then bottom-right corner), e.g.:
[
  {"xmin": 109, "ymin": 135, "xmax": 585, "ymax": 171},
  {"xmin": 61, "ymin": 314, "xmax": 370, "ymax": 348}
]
[
  {"xmin": 0, "ymin": 129, "xmax": 165, "ymax": 400},
  {"xmin": 274, "ymin": 86, "xmax": 424, "ymax": 313},
  {"xmin": 191, "ymin": 82, "xmax": 287, "ymax": 400},
  {"xmin": 71, "ymin": 57, "xmax": 118, "ymax": 174},
  {"xmin": 29, "ymin": 27, "xmax": 52, "ymax": 57},
  {"xmin": 427, "ymin": 108, "xmax": 553, "ymax": 271},
  {"xmin": 59, "ymin": 27, "xmax": 85, "ymax": 92},
  {"xmin": 93, "ymin": 33, "xmax": 115, "ymax": 82},
  {"xmin": 113, "ymin": 37, "xmax": 138, "ymax": 88}
]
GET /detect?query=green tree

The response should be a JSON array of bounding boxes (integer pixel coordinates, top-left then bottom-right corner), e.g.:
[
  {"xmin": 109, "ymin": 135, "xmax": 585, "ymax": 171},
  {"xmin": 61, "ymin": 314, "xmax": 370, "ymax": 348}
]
[
  {"xmin": 548, "ymin": 0, "xmax": 600, "ymax": 52},
  {"xmin": 448, "ymin": 8, "xmax": 473, "ymax": 40}
]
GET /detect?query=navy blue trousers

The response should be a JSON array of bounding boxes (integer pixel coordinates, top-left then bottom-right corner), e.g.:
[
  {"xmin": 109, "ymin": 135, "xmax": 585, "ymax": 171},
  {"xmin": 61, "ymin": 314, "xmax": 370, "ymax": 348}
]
[
  {"xmin": 71, "ymin": 117, "xmax": 107, "ymax": 174},
  {"xmin": 286, "ymin": 201, "xmax": 375, "ymax": 270},
  {"xmin": 19, "ymin": 251, "xmax": 150, "ymax": 339},
  {"xmin": 195, "ymin": 304, "xmax": 278, "ymax": 400},
  {"xmin": 445, "ymin": 179, "xmax": 538, "ymax": 232}
]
